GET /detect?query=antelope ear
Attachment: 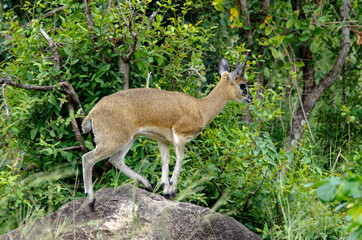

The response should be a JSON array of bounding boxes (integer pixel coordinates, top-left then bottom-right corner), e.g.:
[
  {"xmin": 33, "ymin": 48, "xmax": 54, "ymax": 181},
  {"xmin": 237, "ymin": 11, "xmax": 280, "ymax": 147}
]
[
  {"xmin": 218, "ymin": 58, "xmax": 230, "ymax": 75},
  {"xmin": 230, "ymin": 59, "xmax": 247, "ymax": 81}
]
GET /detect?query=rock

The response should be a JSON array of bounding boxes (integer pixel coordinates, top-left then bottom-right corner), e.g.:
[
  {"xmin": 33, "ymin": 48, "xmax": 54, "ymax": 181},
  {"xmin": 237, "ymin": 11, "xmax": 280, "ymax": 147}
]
[{"xmin": 1, "ymin": 185, "xmax": 262, "ymax": 240}]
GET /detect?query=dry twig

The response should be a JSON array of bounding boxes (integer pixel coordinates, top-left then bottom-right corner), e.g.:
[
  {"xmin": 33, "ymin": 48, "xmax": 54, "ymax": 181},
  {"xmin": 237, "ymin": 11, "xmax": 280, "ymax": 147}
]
[
  {"xmin": 180, "ymin": 68, "xmax": 206, "ymax": 81},
  {"xmin": 146, "ymin": 72, "xmax": 151, "ymax": 88},
  {"xmin": 242, "ymin": 170, "xmax": 268, "ymax": 211}
]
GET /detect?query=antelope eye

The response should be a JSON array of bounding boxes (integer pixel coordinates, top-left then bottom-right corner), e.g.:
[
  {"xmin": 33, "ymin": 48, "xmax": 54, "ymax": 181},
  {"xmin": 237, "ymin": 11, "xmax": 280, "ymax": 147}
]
[{"xmin": 239, "ymin": 84, "xmax": 246, "ymax": 90}]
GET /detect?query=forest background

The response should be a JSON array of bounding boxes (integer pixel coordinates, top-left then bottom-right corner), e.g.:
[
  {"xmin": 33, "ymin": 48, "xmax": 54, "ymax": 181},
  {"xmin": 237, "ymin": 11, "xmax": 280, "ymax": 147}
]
[{"xmin": 0, "ymin": 0, "xmax": 361, "ymax": 239}]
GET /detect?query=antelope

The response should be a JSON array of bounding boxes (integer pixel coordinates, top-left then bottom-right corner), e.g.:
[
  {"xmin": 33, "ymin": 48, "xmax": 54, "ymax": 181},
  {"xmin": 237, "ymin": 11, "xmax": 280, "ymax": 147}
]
[{"xmin": 81, "ymin": 58, "xmax": 253, "ymax": 211}]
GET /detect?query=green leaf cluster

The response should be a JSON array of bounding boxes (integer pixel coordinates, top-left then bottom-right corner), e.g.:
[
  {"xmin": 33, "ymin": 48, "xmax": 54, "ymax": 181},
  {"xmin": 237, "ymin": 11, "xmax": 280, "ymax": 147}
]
[{"xmin": 313, "ymin": 174, "xmax": 362, "ymax": 240}]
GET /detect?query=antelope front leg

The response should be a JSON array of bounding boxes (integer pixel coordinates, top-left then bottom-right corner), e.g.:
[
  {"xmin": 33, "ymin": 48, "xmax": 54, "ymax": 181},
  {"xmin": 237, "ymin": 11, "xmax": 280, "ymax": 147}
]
[
  {"xmin": 168, "ymin": 136, "xmax": 185, "ymax": 199},
  {"xmin": 158, "ymin": 141, "xmax": 171, "ymax": 198}
]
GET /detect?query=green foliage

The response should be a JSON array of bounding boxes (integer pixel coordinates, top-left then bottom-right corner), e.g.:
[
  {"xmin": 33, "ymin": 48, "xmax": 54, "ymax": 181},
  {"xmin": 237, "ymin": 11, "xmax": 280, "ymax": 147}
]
[
  {"xmin": 0, "ymin": 164, "xmax": 78, "ymax": 233},
  {"xmin": 0, "ymin": 0, "xmax": 360, "ymax": 239},
  {"xmin": 313, "ymin": 174, "xmax": 362, "ymax": 240}
]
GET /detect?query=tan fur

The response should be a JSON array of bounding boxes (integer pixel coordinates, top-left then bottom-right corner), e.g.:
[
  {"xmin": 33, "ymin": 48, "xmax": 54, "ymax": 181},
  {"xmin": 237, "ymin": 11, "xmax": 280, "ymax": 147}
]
[{"xmin": 81, "ymin": 59, "xmax": 252, "ymax": 211}]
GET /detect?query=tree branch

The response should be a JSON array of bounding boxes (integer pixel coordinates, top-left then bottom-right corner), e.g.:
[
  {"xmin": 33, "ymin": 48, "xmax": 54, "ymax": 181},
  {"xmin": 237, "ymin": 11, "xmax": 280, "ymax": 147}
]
[
  {"xmin": 212, "ymin": 180, "xmax": 223, "ymax": 196},
  {"xmin": 318, "ymin": 3, "xmax": 350, "ymax": 88},
  {"xmin": 0, "ymin": 6, "xmax": 67, "ymax": 41},
  {"xmin": 40, "ymin": 29, "xmax": 87, "ymax": 152},
  {"xmin": 220, "ymin": 149, "xmax": 233, "ymax": 175},
  {"xmin": 346, "ymin": 0, "xmax": 356, "ymax": 16},
  {"xmin": 1, "ymin": 75, "xmax": 84, "ymax": 119},
  {"xmin": 180, "ymin": 68, "xmax": 206, "ymax": 81},
  {"xmin": 239, "ymin": 0, "xmax": 253, "ymax": 43},
  {"xmin": 286, "ymin": 1, "xmax": 351, "ymax": 148},
  {"xmin": 83, "ymin": 0, "xmax": 96, "ymax": 45},
  {"xmin": 117, "ymin": 0, "xmax": 129, "ymax": 27},
  {"xmin": 115, "ymin": 1, "xmax": 159, "ymax": 90},
  {"xmin": 0, "ymin": 84, "xmax": 12, "ymax": 167},
  {"xmin": 285, "ymin": 44, "xmax": 315, "ymax": 143},
  {"xmin": 0, "ymin": 75, "xmax": 67, "ymax": 90},
  {"xmin": 261, "ymin": 0, "xmax": 270, "ymax": 13},
  {"xmin": 242, "ymin": 170, "xmax": 268, "ymax": 212},
  {"xmin": 65, "ymin": 97, "xmax": 87, "ymax": 153},
  {"xmin": 116, "ymin": 0, "xmax": 138, "ymax": 60},
  {"xmin": 40, "ymin": 28, "xmax": 60, "ymax": 69},
  {"xmin": 147, "ymin": 8, "xmax": 160, "ymax": 31},
  {"xmin": 64, "ymin": 146, "xmax": 81, "ymax": 151},
  {"xmin": 1, "ymin": 75, "xmax": 87, "ymax": 153},
  {"xmin": 293, "ymin": 80, "xmax": 315, "ymax": 142},
  {"xmin": 302, "ymin": 2, "xmax": 350, "ymax": 112},
  {"xmin": 22, "ymin": 6, "xmax": 66, "ymax": 29}
]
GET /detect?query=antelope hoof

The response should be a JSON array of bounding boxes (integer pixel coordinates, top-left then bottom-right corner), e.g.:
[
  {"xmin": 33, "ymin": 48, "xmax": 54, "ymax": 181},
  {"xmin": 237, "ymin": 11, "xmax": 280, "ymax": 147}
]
[
  {"xmin": 168, "ymin": 192, "xmax": 175, "ymax": 200},
  {"xmin": 88, "ymin": 199, "xmax": 96, "ymax": 211},
  {"xmin": 144, "ymin": 184, "xmax": 153, "ymax": 192}
]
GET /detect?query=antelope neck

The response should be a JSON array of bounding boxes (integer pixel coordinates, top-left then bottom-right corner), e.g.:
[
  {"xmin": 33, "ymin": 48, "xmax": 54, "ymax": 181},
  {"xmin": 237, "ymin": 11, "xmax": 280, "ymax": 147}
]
[{"xmin": 198, "ymin": 78, "xmax": 229, "ymax": 125}]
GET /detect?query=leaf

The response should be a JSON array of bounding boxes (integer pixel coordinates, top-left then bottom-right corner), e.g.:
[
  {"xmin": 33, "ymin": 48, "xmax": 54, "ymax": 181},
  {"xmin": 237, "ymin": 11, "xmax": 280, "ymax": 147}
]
[
  {"xmin": 264, "ymin": 15, "xmax": 272, "ymax": 24},
  {"xmin": 49, "ymin": 130, "xmax": 55, "ymax": 137},
  {"xmin": 310, "ymin": 40, "xmax": 318, "ymax": 53},
  {"xmin": 295, "ymin": 61, "xmax": 305, "ymax": 67},
  {"xmin": 30, "ymin": 128, "xmax": 37, "ymax": 140},
  {"xmin": 342, "ymin": 179, "xmax": 361, "ymax": 198},
  {"xmin": 26, "ymin": 72, "xmax": 34, "ymax": 81},
  {"xmin": 286, "ymin": 19, "xmax": 294, "ymax": 29},
  {"xmin": 81, "ymin": 65, "xmax": 88, "ymax": 71},
  {"xmin": 317, "ymin": 181, "xmax": 338, "ymax": 202},
  {"xmin": 267, "ymin": 157, "xmax": 277, "ymax": 167},
  {"xmin": 354, "ymin": 207, "xmax": 362, "ymax": 224},
  {"xmin": 64, "ymin": 46, "xmax": 72, "ymax": 56},
  {"xmin": 212, "ymin": 0, "xmax": 224, "ymax": 11},
  {"xmin": 230, "ymin": 7, "xmax": 238, "ymax": 18},
  {"xmin": 48, "ymin": 94, "xmax": 57, "ymax": 106},
  {"xmin": 220, "ymin": 16, "xmax": 228, "ymax": 27},
  {"xmin": 299, "ymin": 32, "xmax": 310, "ymax": 41},
  {"xmin": 270, "ymin": 47, "xmax": 278, "ymax": 59},
  {"xmin": 301, "ymin": 156, "xmax": 311, "ymax": 164},
  {"xmin": 84, "ymin": 140, "xmax": 94, "ymax": 150},
  {"xmin": 312, "ymin": 27, "xmax": 323, "ymax": 35},
  {"xmin": 157, "ymin": 56, "xmax": 164, "ymax": 66},
  {"xmin": 283, "ymin": 63, "xmax": 293, "ymax": 69},
  {"xmin": 269, "ymin": 35, "xmax": 285, "ymax": 46},
  {"xmin": 349, "ymin": 225, "xmax": 362, "ymax": 240},
  {"xmin": 71, "ymin": 59, "xmax": 80, "ymax": 65},
  {"xmin": 265, "ymin": 25, "xmax": 272, "ymax": 36},
  {"xmin": 253, "ymin": 148, "xmax": 260, "ymax": 157}
]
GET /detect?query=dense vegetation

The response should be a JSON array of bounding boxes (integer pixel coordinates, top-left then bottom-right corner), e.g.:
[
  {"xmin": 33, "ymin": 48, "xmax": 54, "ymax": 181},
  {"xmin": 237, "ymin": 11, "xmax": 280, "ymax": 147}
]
[{"xmin": 0, "ymin": 0, "xmax": 361, "ymax": 239}]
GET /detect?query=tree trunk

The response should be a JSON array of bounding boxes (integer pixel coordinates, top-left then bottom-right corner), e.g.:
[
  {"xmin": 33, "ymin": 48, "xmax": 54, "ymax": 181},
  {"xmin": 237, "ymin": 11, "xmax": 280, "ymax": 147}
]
[
  {"xmin": 286, "ymin": 2, "xmax": 351, "ymax": 148},
  {"xmin": 118, "ymin": 57, "xmax": 130, "ymax": 90}
]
